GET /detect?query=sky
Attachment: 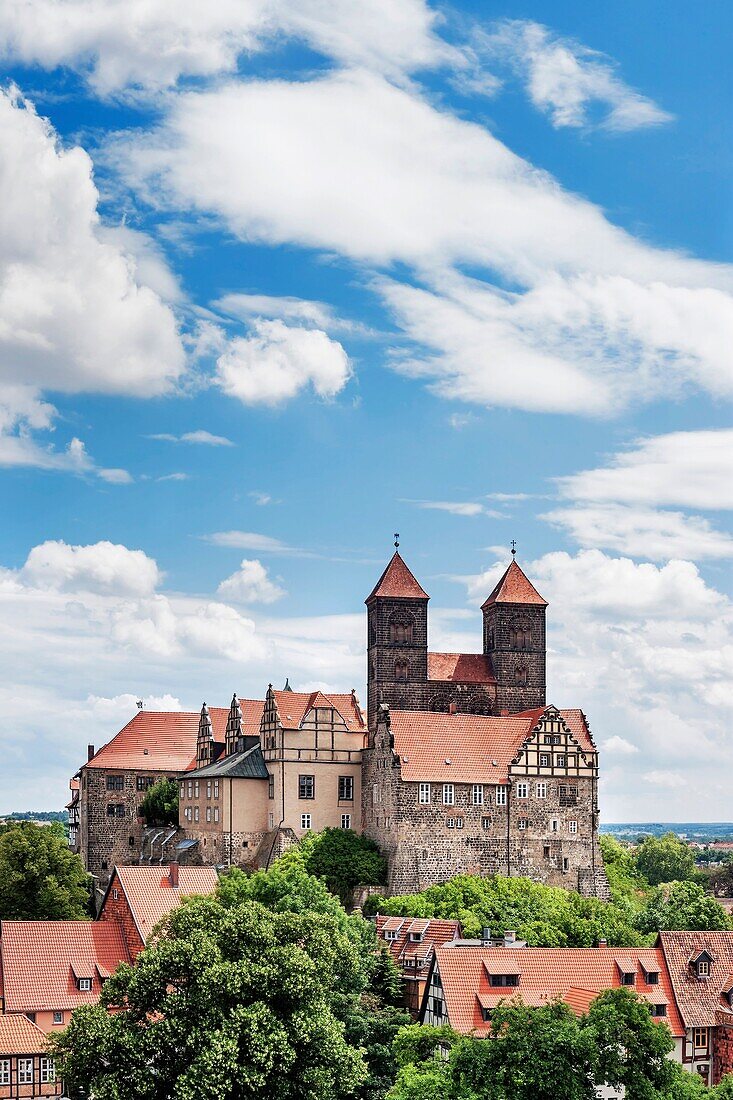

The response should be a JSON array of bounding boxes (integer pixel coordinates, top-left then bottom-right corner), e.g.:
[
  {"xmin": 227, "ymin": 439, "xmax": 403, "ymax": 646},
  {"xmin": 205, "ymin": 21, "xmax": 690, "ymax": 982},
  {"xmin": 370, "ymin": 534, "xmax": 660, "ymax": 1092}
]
[{"xmin": 0, "ymin": 0, "xmax": 730, "ymax": 821}]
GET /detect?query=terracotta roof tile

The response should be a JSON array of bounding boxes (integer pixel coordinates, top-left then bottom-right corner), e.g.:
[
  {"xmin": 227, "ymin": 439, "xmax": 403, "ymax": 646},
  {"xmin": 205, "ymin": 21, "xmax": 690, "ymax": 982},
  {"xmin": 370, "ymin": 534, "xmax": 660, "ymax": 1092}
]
[
  {"xmin": 271, "ymin": 690, "xmax": 365, "ymax": 733},
  {"xmin": 389, "ymin": 710, "xmax": 540, "ymax": 783},
  {"xmin": 0, "ymin": 921, "xmax": 130, "ymax": 1012},
  {"xmin": 366, "ymin": 553, "xmax": 429, "ymax": 601},
  {"xmin": 481, "ymin": 560, "xmax": 547, "ymax": 609},
  {"xmin": 0, "ymin": 1014, "xmax": 50, "ymax": 1054},
  {"xmin": 659, "ymin": 931, "xmax": 733, "ymax": 1029},
  {"xmin": 427, "ymin": 653, "xmax": 496, "ymax": 684},
  {"xmin": 435, "ymin": 945, "xmax": 683, "ymax": 1038},
  {"xmin": 112, "ymin": 865, "xmax": 219, "ymax": 944},
  {"xmin": 376, "ymin": 915, "xmax": 461, "ymax": 973}
]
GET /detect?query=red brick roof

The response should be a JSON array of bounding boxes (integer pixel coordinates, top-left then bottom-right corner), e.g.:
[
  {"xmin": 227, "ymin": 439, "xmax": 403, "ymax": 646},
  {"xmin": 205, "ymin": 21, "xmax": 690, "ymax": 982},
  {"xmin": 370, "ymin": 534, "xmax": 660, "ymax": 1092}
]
[
  {"xmin": 0, "ymin": 1014, "xmax": 50, "ymax": 1055},
  {"xmin": 376, "ymin": 915, "xmax": 461, "ymax": 970},
  {"xmin": 481, "ymin": 560, "xmax": 547, "ymax": 609},
  {"xmin": 271, "ymin": 689, "xmax": 365, "ymax": 733},
  {"xmin": 0, "ymin": 921, "xmax": 130, "ymax": 1012},
  {"xmin": 658, "ymin": 931, "xmax": 733, "ymax": 1029},
  {"xmin": 427, "ymin": 653, "xmax": 496, "ymax": 684},
  {"xmin": 109, "ymin": 865, "xmax": 219, "ymax": 945},
  {"xmin": 434, "ymin": 945, "xmax": 683, "ymax": 1037},
  {"xmin": 366, "ymin": 552, "xmax": 429, "ymax": 601}
]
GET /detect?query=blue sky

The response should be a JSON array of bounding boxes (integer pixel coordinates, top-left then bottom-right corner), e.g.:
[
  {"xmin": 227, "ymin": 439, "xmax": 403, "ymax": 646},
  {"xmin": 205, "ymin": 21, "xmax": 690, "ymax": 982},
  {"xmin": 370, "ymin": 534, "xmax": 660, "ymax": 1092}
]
[{"xmin": 0, "ymin": 0, "xmax": 730, "ymax": 819}]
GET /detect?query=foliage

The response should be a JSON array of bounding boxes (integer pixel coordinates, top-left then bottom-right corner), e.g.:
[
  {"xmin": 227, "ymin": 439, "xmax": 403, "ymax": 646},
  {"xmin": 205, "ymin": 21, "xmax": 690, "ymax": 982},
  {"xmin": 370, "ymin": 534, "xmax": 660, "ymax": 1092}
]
[
  {"xmin": 636, "ymin": 880, "xmax": 731, "ymax": 934},
  {"xmin": 139, "ymin": 777, "xmax": 179, "ymax": 826},
  {"xmin": 585, "ymin": 987, "xmax": 676, "ymax": 1099},
  {"xmin": 51, "ymin": 894, "xmax": 368, "ymax": 1100},
  {"xmin": 599, "ymin": 834, "xmax": 649, "ymax": 908},
  {"xmin": 278, "ymin": 828, "xmax": 387, "ymax": 904},
  {"xmin": 0, "ymin": 820, "xmax": 90, "ymax": 919},
  {"xmin": 636, "ymin": 833, "xmax": 698, "ymax": 886}
]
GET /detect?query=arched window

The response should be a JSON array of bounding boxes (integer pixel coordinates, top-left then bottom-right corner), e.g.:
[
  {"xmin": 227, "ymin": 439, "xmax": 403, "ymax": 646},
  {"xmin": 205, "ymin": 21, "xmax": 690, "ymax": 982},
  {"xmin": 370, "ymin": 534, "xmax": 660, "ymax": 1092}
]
[
  {"xmin": 389, "ymin": 616, "xmax": 414, "ymax": 644},
  {"xmin": 370, "ymin": 663, "xmax": 376, "ymax": 682},
  {"xmin": 394, "ymin": 659, "xmax": 409, "ymax": 681},
  {"xmin": 429, "ymin": 693, "xmax": 450, "ymax": 713},
  {"xmin": 514, "ymin": 666, "xmax": 528, "ymax": 687},
  {"xmin": 468, "ymin": 694, "xmax": 493, "ymax": 715},
  {"xmin": 509, "ymin": 623, "xmax": 531, "ymax": 650}
]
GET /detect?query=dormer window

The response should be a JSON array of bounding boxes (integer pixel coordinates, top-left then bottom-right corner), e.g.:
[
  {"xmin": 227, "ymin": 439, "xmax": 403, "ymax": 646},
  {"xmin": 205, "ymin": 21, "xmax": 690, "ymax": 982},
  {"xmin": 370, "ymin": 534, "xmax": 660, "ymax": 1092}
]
[
  {"xmin": 409, "ymin": 931, "xmax": 424, "ymax": 942},
  {"xmin": 691, "ymin": 951, "xmax": 713, "ymax": 979},
  {"xmin": 489, "ymin": 973, "xmax": 519, "ymax": 987},
  {"xmin": 617, "ymin": 960, "xmax": 636, "ymax": 986},
  {"xmin": 77, "ymin": 977, "xmax": 92, "ymax": 992}
]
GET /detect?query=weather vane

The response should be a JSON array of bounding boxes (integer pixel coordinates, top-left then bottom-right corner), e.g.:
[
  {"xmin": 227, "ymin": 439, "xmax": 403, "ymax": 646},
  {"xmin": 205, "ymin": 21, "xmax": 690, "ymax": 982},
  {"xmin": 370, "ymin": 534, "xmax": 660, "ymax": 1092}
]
[
  {"xmin": 394, "ymin": 532, "xmax": 400, "ymax": 549},
  {"xmin": 510, "ymin": 539, "xmax": 517, "ymax": 557}
]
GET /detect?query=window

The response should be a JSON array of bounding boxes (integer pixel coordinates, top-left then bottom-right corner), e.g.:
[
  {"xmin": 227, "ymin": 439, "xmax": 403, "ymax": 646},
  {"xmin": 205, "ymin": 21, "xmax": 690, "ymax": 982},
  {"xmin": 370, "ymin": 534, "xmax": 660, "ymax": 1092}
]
[
  {"xmin": 697, "ymin": 959, "xmax": 711, "ymax": 978},
  {"xmin": 78, "ymin": 977, "xmax": 92, "ymax": 991},
  {"xmin": 301, "ymin": 813, "xmax": 312, "ymax": 830},
  {"xmin": 53, "ymin": 1011, "xmax": 64, "ymax": 1024},
  {"xmin": 112, "ymin": 888, "xmax": 119, "ymax": 901},
  {"xmin": 40, "ymin": 1058, "xmax": 56, "ymax": 1083},
  {"xmin": 514, "ymin": 666, "xmax": 528, "ymax": 686},
  {"xmin": 442, "ymin": 783, "xmax": 454, "ymax": 806},
  {"xmin": 562, "ymin": 857, "xmax": 570, "ymax": 872},
  {"xmin": 394, "ymin": 659, "xmax": 409, "ymax": 681},
  {"xmin": 432, "ymin": 997, "xmax": 443, "ymax": 1019},
  {"xmin": 194, "ymin": 807, "xmax": 199, "ymax": 823},
  {"xmin": 206, "ymin": 807, "xmax": 211, "ymax": 823},
  {"xmin": 268, "ymin": 773, "xmax": 275, "ymax": 799},
  {"xmin": 446, "ymin": 817, "xmax": 455, "ymax": 829},
  {"xmin": 490, "ymin": 974, "xmax": 519, "ymax": 987},
  {"xmin": 136, "ymin": 776, "xmax": 154, "ymax": 791},
  {"xmin": 185, "ymin": 806, "xmax": 192, "ymax": 822},
  {"xmin": 0, "ymin": 1061, "xmax": 8, "ymax": 1086},
  {"xmin": 389, "ymin": 620, "xmax": 414, "ymax": 644},
  {"xmin": 207, "ymin": 781, "xmax": 212, "ymax": 799},
  {"xmin": 187, "ymin": 780, "xmax": 193, "ymax": 797},
  {"xmin": 543, "ymin": 845, "xmax": 551, "ymax": 858},
  {"xmin": 180, "ymin": 783, "xmax": 185, "ymax": 799},
  {"xmin": 214, "ymin": 807, "xmax": 219, "ymax": 823},
  {"xmin": 419, "ymin": 783, "xmax": 431, "ymax": 805},
  {"xmin": 107, "ymin": 803, "xmax": 125, "ymax": 818},
  {"xmin": 214, "ymin": 780, "xmax": 219, "ymax": 799},
  {"xmin": 26, "ymin": 1013, "xmax": 36, "ymax": 1023},
  {"xmin": 539, "ymin": 754, "xmax": 550, "ymax": 767},
  {"xmin": 338, "ymin": 775, "xmax": 354, "ymax": 801},
  {"xmin": 569, "ymin": 820, "xmax": 578, "ymax": 834},
  {"xmin": 18, "ymin": 1058, "xmax": 33, "ymax": 1084},
  {"xmin": 455, "ymin": 817, "xmax": 464, "ymax": 829},
  {"xmin": 650, "ymin": 1003, "xmax": 667, "ymax": 1017},
  {"xmin": 621, "ymin": 971, "xmax": 635, "ymax": 986},
  {"xmin": 515, "ymin": 782, "xmax": 528, "ymax": 798},
  {"xmin": 694, "ymin": 1028, "xmax": 708, "ymax": 1049},
  {"xmin": 299, "ymin": 774, "xmax": 315, "ymax": 799},
  {"xmin": 341, "ymin": 814, "xmax": 351, "ymax": 829},
  {"xmin": 551, "ymin": 819, "xmax": 559, "ymax": 832},
  {"xmin": 481, "ymin": 816, "xmax": 492, "ymax": 830},
  {"xmin": 556, "ymin": 755, "xmax": 566, "ymax": 767},
  {"xmin": 472, "ymin": 784, "xmax": 484, "ymax": 805},
  {"xmin": 106, "ymin": 775, "xmax": 124, "ymax": 790},
  {"xmin": 194, "ymin": 781, "xmax": 199, "ymax": 797},
  {"xmin": 544, "ymin": 734, "xmax": 561, "ymax": 745},
  {"xmin": 536, "ymin": 782, "xmax": 547, "ymax": 799},
  {"xmin": 495, "ymin": 787, "xmax": 507, "ymax": 806},
  {"xmin": 268, "ymin": 812, "xmax": 274, "ymax": 829},
  {"xmin": 646, "ymin": 971, "xmax": 660, "ymax": 986},
  {"xmin": 518, "ymin": 818, "xmax": 527, "ymax": 830}
]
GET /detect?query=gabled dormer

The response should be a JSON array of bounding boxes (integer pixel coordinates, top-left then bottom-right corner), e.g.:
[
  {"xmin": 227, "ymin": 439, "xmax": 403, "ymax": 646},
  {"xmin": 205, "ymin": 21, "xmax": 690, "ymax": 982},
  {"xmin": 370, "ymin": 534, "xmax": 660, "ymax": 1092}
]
[
  {"xmin": 616, "ymin": 958, "xmax": 637, "ymax": 986},
  {"xmin": 483, "ymin": 957, "xmax": 521, "ymax": 988},
  {"xmin": 690, "ymin": 950, "xmax": 714, "ymax": 980}
]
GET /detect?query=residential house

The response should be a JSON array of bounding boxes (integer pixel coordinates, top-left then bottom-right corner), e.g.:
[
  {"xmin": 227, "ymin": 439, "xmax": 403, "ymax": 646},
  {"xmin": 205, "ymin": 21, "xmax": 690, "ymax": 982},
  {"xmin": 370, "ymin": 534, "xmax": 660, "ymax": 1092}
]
[{"xmin": 0, "ymin": 1015, "xmax": 61, "ymax": 1098}]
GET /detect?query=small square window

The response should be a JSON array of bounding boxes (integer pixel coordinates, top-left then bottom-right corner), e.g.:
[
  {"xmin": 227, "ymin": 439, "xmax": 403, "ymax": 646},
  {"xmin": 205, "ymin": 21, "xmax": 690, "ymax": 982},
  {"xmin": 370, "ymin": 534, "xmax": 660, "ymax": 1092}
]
[
  {"xmin": 419, "ymin": 783, "xmax": 431, "ymax": 804},
  {"xmin": 78, "ymin": 977, "xmax": 92, "ymax": 992},
  {"xmin": 539, "ymin": 753, "xmax": 550, "ymax": 767},
  {"xmin": 518, "ymin": 818, "xmax": 527, "ymax": 830},
  {"xmin": 53, "ymin": 1011, "xmax": 64, "ymax": 1025},
  {"xmin": 697, "ymin": 960, "xmax": 711, "ymax": 978},
  {"xmin": 442, "ymin": 783, "xmax": 454, "ymax": 806},
  {"xmin": 446, "ymin": 817, "xmax": 455, "ymax": 829},
  {"xmin": 341, "ymin": 814, "xmax": 351, "ymax": 829},
  {"xmin": 556, "ymin": 755, "xmax": 566, "ymax": 767},
  {"xmin": 481, "ymin": 816, "xmax": 492, "ymax": 830},
  {"xmin": 301, "ymin": 813, "xmax": 312, "ymax": 830},
  {"xmin": 455, "ymin": 817, "xmax": 464, "ymax": 829}
]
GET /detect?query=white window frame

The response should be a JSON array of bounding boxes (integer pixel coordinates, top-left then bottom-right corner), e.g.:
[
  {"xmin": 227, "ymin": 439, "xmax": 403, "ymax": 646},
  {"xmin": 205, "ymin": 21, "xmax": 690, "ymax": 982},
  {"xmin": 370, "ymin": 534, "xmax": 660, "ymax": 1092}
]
[
  {"xmin": 442, "ymin": 783, "xmax": 454, "ymax": 806},
  {"xmin": 515, "ymin": 782, "xmax": 528, "ymax": 799},
  {"xmin": 419, "ymin": 782, "xmax": 431, "ymax": 805},
  {"xmin": 455, "ymin": 817, "xmax": 464, "ymax": 829},
  {"xmin": 78, "ymin": 977, "xmax": 92, "ymax": 991},
  {"xmin": 518, "ymin": 818, "xmax": 527, "ymax": 830},
  {"xmin": 0, "ymin": 1060, "xmax": 9, "ymax": 1086},
  {"xmin": 539, "ymin": 754, "xmax": 550, "ymax": 767},
  {"xmin": 40, "ymin": 1058, "xmax": 55, "ymax": 1083},
  {"xmin": 536, "ymin": 782, "xmax": 547, "ymax": 799},
  {"xmin": 569, "ymin": 820, "xmax": 578, "ymax": 834},
  {"xmin": 495, "ymin": 787, "xmax": 507, "ymax": 806},
  {"xmin": 18, "ymin": 1058, "xmax": 33, "ymax": 1084},
  {"xmin": 301, "ymin": 813, "xmax": 312, "ymax": 830},
  {"xmin": 472, "ymin": 784, "xmax": 484, "ymax": 805},
  {"xmin": 214, "ymin": 780, "xmax": 219, "ymax": 798},
  {"xmin": 341, "ymin": 814, "xmax": 351, "ymax": 829},
  {"xmin": 551, "ymin": 818, "xmax": 559, "ymax": 832},
  {"xmin": 53, "ymin": 1010, "xmax": 64, "ymax": 1025},
  {"xmin": 214, "ymin": 807, "xmax": 219, "ymax": 823},
  {"xmin": 206, "ymin": 807, "xmax": 211, "ymax": 823},
  {"xmin": 193, "ymin": 806, "xmax": 199, "ymax": 823}
]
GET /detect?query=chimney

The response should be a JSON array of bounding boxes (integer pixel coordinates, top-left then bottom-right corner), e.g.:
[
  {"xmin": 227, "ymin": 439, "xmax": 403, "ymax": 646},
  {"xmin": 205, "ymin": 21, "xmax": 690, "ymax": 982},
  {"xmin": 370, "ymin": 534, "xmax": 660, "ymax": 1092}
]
[
  {"xmin": 598, "ymin": 938, "xmax": 608, "ymax": 948},
  {"xmin": 504, "ymin": 930, "xmax": 516, "ymax": 944},
  {"xmin": 481, "ymin": 926, "xmax": 491, "ymax": 945},
  {"xmin": 87, "ymin": 744, "xmax": 95, "ymax": 761},
  {"xmin": 169, "ymin": 861, "xmax": 179, "ymax": 888},
  {"xmin": 500, "ymin": 708, "xmax": 509, "ymax": 716},
  {"xmin": 448, "ymin": 702, "xmax": 457, "ymax": 715}
]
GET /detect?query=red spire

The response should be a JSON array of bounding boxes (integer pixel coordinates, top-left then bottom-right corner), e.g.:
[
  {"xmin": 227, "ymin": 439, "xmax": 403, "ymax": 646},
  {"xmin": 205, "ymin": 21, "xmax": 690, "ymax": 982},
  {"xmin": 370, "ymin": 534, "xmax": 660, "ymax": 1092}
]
[
  {"xmin": 481, "ymin": 559, "xmax": 547, "ymax": 609},
  {"xmin": 366, "ymin": 552, "xmax": 429, "ymax": 602}
]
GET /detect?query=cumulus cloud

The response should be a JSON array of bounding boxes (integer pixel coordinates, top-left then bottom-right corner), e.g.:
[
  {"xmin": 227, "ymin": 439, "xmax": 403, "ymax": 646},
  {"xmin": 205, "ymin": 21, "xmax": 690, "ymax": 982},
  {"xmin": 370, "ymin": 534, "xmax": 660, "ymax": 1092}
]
[
  {"xmin": 217, "ymin": 558, "xmax": 286, "ymax": 604},
  {"xmin": 215, "ymin": 319, "xmax": 351, "ymax": 405},
  {"xmin": 483, "ymin": 20, "xmax": 672, "ymax": 131},
  {"xmin": 543, "ymin": 503, "xmax": 733, "ymax": 561},
  {"xmin": 21, "ymin": 540, "xmax": 161, "ymax": 596},
  {"xmin": 114, "ymin": 69, "xmax": 733, "ymax": 416},
  {"xmin": 601, "ymin": 735, "xmax": 639, "ymax": 755}
]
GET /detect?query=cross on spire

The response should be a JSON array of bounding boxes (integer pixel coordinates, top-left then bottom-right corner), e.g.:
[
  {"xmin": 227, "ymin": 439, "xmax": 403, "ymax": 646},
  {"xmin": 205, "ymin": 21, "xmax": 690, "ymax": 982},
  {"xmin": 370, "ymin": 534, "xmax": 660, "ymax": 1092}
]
[
  {"xmin": 510, "ymin": 539, "xmax": 517, "ymax": 557},
  {"xmin": 394, "ymin": 532, "xmax": 400, "ymax": 549}
]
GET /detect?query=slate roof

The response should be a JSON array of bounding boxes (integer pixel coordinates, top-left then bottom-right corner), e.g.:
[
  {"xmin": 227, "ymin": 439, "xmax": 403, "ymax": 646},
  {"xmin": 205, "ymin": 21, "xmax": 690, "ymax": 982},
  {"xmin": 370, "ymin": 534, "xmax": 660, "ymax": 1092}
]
[
  {"xmin": 434, "ymin": 945, "xmax": 683, "ymax": 1038},
  {"xmin": 658, "ymin": 931, "xmax": 733, "ymax": 1029},
  {"xmin": 481, "ymin": 560, "xmax": 547, "ymax": 609},
  {"xmin": 109, "ymin": 865, "xmax": 219, "ymax": 945},
  {"xmin": 0, "ymin": 921, "xmax": 130, "ymax": 1012},
  {"xmin": 427, "ymin": 652, "xmax": 496, "ymax": 684},
  {"xmin": 186, "ymin": 738, "xmax": 269, "ymax": 780},
  {"xmin": 0, "ymin": 1013, "xmax": 50, "ymax": 1054},
  {"xmin": 366, "ymin": 552, "xmax": 429, "ymax": 601}
]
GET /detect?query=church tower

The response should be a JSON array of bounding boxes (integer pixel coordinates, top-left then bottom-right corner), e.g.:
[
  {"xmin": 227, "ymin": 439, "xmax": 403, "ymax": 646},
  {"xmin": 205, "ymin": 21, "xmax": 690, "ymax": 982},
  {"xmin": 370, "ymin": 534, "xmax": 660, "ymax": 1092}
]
[
  {"xmin": 482, "ymin": 557, "xmax": 547, "ymax": 712},
  {"xmin": 365, "ymin": 550, "xmax": 429, "ymax": 727}
]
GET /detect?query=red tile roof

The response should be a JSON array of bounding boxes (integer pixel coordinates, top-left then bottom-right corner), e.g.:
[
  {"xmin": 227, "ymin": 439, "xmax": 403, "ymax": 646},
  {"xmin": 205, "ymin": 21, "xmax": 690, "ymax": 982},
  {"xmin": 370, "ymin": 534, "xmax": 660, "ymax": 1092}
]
[
  {"xmin": 0, "ymin": 1014, "xmax": 50, "ymax": 1055},
  {"xmin": 271, "ymin": 689, "xmax": 365, "ymax": 733},
  {"xmin": 427, "ymin": 653, "xmax": 496, "ymax": 684},
  {"xmin": 109, "ymin": 865, "xmax": 219, "ymax": 944},
  {"xmin": 658, "ymin": 931, "xmax": 733, "ymax": 1029},
  {"xmin": 376, "ymin": 915, "xmax": 461, "ymax": 971},
  {"xmin": 366, "ymin": 552, "xmax": 429, "ymax": 601},
  {"xmin": 481, "ymin": 560, "xmax": 547, "ymax": 609},
  {"xmin": 435, "ymin": 945, "xmax": 683, "ymax": 1038},
  {"xmin": 0, "ymin": 921, "xmax": 130, "ymax": 1012}
]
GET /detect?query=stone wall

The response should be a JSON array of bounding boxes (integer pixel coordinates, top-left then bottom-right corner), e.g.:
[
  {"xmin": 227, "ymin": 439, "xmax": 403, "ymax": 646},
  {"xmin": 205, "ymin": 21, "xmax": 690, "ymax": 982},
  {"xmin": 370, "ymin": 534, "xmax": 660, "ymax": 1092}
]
[
  {"xmin": 713, "ymin": 1013, "xmax": 733, "ymax": 1085},
  {"xmin": 484, "ymin": 603, "xmax": 546, "ymax": 712}
]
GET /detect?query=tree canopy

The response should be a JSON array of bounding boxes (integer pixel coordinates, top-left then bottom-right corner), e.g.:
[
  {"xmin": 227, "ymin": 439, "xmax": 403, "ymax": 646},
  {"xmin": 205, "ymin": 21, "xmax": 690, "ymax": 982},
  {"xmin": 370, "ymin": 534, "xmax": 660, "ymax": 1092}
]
[
  {"xmin": 637, "ymin": 880, "xmax": 730, "ymax": 934},
  {"xmin": 0, "ymin": 820, "xmax": 90, "ymax": 919},
  {"xmin": 139, "ymin": 777, "xmax": 179, "ymax": 826},
  {"xmin": 635, "ymin": 833, "xmax": 698, "ymax": 887},
  {"xmin": 277, "ymin": 828, "xmax": 387, "ymax": 904}
]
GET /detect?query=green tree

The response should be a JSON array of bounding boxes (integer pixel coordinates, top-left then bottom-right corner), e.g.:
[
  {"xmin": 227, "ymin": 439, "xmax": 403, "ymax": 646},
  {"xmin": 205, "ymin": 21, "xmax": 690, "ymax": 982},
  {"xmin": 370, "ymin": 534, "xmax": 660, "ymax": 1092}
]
[
  {"xmin": 585, "ymin": 986, "xmax": 676, "ymax": 1100},
  {"xmin": 714, "ymin": 1075, "xmax": 733, "ymax": 1098},
  {"xmin": 51, "ymin": 894, "xmax": 367, "ymax": 1100},
  {"xmin": 139, "ymin": 777, "xmax": 179, "ymax": 826},
  {"xmin": 600, "ymin": 834, "xmax": 649, "ymax": 906},
  {"xmin": 387, "ymin": 1025, "xmax": 463, "ymax": 1100},
  {"xmin": 279, "ymin": 828, "xmax": 387, "ymax": 905},
  {"xmin": 0, "ymin": 820, "xmax": 90, "ymax": 919},
  {"xmin": 636, "ymin": 833, "xmax": 697, "ymax": 886},
  {"xmin": 636, "ymin": 881, "xmax": 730, "ymax": 934}
]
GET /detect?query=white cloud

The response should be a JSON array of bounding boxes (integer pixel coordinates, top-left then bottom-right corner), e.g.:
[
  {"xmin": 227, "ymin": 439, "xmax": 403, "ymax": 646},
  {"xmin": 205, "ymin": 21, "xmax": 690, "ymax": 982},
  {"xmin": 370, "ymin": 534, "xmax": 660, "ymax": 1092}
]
[
  {"xmin": 216, "ymin": 319, "xmax": 351, "ymax": 405},
  {"xmin": 643, "ymin": 770, "xmax": 686, "ymax": 789},
  {"xmin": 204, "ymin": 531, "xmax": 301, "ymax": 555},
  {"xmin": 149, "ymin": 430, "xmax": 235, "ymax": 446},
  {"xmin": 249, "ymin": 491, "xmax": 273, "ymax": 506},
  {"xmin": 601, "ymin": 735, "xmax": 639, "ymax": 755},
  {"xmin": 558, "ymin": 430, "xmax": 733, "ymax": 511},
  {"xmin": 115, "ymin": 69, "xmax": 733, "ymax": 416},
  {"xmin": 484, "ymin": 20, "xmax": 672, "ymax": 131},
  {"xmin": 543, "ymin": 503, "xmax": 733, "ymax": 561},
  {"xmin": 405, "ymin": 499, "xmax": 505, "ymax": 518},
  {"xmin": 215, "ymin": 292, "xmax": 361, "ymax": 334},
  {"xmin": 217, "ymin": 558, "xmax": 286, "ymax": 604},
  {"xmin": 0, "ymin": 0, "xmax": 456, "ymax": 94},
  {"xmin": 98, "ymin": 467, "xmax": 134, "ymax": 485},
  {"xmin": 157, "ymin": 472, "xmax": 189, "ymax": 482},
  {"xmin": 21, "ymin": 540, "xmax": 161, "ymax": 597}
]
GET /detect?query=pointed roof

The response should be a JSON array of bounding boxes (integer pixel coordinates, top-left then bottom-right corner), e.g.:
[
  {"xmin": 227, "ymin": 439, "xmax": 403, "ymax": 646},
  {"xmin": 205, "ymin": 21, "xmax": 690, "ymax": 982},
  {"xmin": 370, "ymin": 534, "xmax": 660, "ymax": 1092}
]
[
  {"xmin": 366, "ymin": 552, "xmax": 429, "ymax": 602},
  {"xmin": 481, "ymin": 559, "xmax": 547, "ymax": 610}
]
